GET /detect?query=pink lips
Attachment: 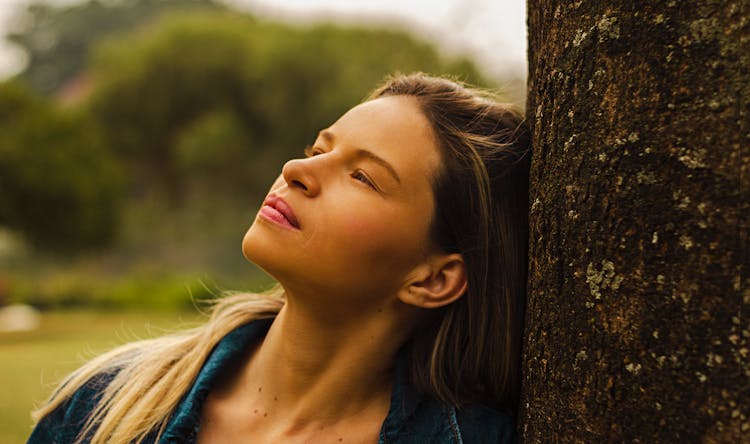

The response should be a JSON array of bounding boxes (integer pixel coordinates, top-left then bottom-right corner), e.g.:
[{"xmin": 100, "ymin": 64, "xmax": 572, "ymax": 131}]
[{"xmin": 260, "ymin": 194, "xmax": 300, "ymax": 230}]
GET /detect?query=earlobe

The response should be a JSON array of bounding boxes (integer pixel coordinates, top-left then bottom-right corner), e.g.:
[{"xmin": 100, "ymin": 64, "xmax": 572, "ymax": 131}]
[{"xmin": 398, "ymin": 254, "xmax": 468, "ymax": 309}]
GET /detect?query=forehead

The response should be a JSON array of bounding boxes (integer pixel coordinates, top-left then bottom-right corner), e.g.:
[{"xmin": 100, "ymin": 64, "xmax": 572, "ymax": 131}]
[{"xmin": 326, "ymin": 95, "xmax": 441, "ymax": 193}]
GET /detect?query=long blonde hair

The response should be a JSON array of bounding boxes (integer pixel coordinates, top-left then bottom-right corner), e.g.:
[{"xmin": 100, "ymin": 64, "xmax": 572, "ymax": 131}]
[
  {"xmin": 33, "ymin": 73, "xmax": 530, "ymax": 443},
  {"xmin": 32, "ymin": 288, "xmax": 285, "ymax": 444}
]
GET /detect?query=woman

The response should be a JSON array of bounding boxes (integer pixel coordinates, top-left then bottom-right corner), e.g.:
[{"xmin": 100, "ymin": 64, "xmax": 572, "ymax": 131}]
[{"xmin": 29, "ymin": 73, "xmax": 530, "ymax": 443}]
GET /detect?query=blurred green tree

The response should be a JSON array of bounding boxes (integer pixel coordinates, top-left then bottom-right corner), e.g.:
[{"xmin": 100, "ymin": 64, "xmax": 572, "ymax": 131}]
[
  {"xmin": 175, "ymin": 109, "xmax": 255, "ymax": 196},
  {"xmin": 0, "ymin": 81, "xmax": 123, "ymax": 252},
  {"xmin": 6, "ymin": 0, "xmax": 225, "ymax": 95},
  {"xmin": 86, "ymin": 11, "xmax": 487, "ymax": 202}
]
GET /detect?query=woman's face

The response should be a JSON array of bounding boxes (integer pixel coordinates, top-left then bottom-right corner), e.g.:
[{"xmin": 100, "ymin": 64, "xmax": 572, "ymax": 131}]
[{"xmin": 242, "ymin": 95, "xmax": 442, "ymax": 310}]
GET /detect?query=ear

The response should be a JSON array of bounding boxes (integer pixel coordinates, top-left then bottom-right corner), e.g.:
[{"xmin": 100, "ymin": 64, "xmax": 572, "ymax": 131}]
[{"xmin": 398, "ymin": 253, "xmax": 468, "ymax": 309}]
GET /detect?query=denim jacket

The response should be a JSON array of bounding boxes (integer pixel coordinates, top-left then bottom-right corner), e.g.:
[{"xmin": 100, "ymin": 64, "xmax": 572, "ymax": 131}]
[{"xmin": 28, "ymin": 317, "xmax": 517, "ymax": 443}]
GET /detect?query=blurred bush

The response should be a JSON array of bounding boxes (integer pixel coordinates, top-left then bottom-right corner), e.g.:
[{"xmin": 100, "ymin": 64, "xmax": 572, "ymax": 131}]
[
  {"xmin": 0, "ymin": 81, "xmax": 123, "ymax": 252},
  {"xmin": 175, "ymin": 110, "xmax": 253, "ymax": 184},
  {"xmin": 7, "ymin": 269, "xmax": 217, "ymax": 310}
]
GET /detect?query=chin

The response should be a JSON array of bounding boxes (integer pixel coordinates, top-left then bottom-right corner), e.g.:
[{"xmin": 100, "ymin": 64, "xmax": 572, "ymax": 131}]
[
  {"xmin": 241, "ymin": 224, "xmax": 262, "ymax": 264},
  {"xmin": 241, "ymin": 224, "xmax": 290, "ymax": 282}
]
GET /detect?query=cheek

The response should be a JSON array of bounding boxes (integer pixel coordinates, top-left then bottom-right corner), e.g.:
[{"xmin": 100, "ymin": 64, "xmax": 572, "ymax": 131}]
[
  {"xmin": 343, "ymin": 216, "xmax": 383, "ymax": 240},
  {"xmin": 337, "ymin": 208, "xmax": 427, "ymax": 266}
]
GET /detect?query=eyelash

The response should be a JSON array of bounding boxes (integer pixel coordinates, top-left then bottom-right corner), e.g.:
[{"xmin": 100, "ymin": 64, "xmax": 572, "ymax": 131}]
[
  {"xmin": 303, "ymin": 144, "xmax": 316, "ymax": 158},
  {"xmin": 351, "ymin": 170, "xmax": 376, "ymax": 188},
  {"xmin": 302, "ymin": 145, "xmax": 377, "ymax": 190}
]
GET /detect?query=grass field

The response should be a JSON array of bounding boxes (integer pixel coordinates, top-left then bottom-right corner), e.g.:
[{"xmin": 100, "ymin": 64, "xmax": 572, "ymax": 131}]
[{"xmin": 0, "ymin": 309, "xmax": 205, "ymax": 444}]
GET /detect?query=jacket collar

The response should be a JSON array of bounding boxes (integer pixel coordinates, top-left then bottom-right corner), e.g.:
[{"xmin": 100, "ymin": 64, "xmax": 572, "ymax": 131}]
[{"xmin": 159, "ymin": 316, "xmax": 457, "ymax": 443}]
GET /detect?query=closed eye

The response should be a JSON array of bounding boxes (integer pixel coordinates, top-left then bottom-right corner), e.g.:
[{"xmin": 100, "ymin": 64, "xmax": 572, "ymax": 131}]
[
  {"xmin": 304, "ymin": 145, "xmax": 379, "ymax": 191},
  {"xmin": 351, "ymin": 170, "xmax": 377, "ymax": 189},
  {"xmin": 303, "ymin": 144, "xmax": 321, "ymax": 157}
]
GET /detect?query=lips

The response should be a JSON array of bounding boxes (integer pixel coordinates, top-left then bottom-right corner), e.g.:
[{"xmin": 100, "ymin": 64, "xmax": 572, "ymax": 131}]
[{"xmin": 262, "ymin": 194, "xmax": 300, "ymax": 229}]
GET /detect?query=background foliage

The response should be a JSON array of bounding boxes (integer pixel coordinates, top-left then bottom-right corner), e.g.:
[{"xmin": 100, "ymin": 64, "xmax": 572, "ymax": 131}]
[
  {"xmin": 0, "ymin": 81, "xmax": 122, "ymax": 251},
  {"xmin": 6, "ymin": 0, "xmax": 227, "ymax": 95}
]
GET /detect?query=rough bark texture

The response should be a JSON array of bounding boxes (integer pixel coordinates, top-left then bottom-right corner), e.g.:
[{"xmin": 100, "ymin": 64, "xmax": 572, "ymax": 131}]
[{"xmin": 521, "ymin": 1, "xmax": 749, "ymax": 442}]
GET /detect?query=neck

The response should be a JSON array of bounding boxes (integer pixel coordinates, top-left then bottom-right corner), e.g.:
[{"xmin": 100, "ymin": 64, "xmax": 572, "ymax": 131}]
[{"xmin": 229, "ymin": 291, "xmax": 415, "ymax": 431}]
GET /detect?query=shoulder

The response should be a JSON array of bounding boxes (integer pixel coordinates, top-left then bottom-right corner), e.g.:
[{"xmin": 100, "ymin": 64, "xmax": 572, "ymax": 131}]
[
  {"xmin": 394, "ymin": 393, "xmax": 517, "ymax": 443},
  {"xmin": 27, "ymin": 368, "xmax": 120, "ymax": 444},
  {"xmin": 454, "ymin": 403, "xmax": 518, "ymax": 444},
  {"xmin": 388, "ymin": 351, "xmax": 518, "ymax": 443}
]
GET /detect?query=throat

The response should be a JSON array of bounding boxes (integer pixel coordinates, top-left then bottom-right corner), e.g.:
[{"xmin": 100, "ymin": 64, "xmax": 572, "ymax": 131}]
[{"xmin": 199, "ymin": 297, "xmax": 418, "ymax": 443}]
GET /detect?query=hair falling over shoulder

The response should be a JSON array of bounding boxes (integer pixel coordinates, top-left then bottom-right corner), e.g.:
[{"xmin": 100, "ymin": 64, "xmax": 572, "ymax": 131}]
[{"xmin": 32, "ymin": 288, "xmax": 285, "ymax": 444}]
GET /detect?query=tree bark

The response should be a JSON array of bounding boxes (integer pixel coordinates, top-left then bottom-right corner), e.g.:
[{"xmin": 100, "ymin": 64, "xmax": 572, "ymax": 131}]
[{"xmin": 521, "ymin": 1, "xmax": 749, "ymax": 442}]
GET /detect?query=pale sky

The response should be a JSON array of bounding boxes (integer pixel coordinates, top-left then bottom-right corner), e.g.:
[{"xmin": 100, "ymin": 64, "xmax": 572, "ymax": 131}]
[{"xmin": 0, "ymin": 0, "xmax": 527, "ymax": 80}]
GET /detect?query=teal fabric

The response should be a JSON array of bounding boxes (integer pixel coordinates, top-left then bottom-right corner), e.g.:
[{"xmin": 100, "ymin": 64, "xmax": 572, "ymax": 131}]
[{"xmin": 28, "ymin": 317, "xmax": 517, "ymax": 443}]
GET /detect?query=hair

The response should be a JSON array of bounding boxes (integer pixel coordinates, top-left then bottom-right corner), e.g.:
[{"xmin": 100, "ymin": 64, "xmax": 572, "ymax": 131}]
[
  {"xmin": 32, "ymin": 73, "xmax": 530, "ymax": 444},
  {"xmin": 368, "ymin": 73, "xmax": 530, "ymax": 413}
]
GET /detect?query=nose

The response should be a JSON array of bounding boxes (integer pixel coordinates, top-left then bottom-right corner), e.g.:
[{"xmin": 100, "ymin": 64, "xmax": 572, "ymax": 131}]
[{"xmin": 281, "ymin": 158, "xmax": 320, "ymax": 196}]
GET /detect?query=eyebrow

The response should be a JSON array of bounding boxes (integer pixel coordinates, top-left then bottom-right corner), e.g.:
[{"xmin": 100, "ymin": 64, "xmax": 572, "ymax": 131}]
[{"xmin": 319, "ymin": 130, "xmax": 402, "ymax": 184}]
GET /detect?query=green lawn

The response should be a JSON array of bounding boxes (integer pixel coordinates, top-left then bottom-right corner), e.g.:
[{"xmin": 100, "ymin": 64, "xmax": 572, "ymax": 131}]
[{"xmin": 0, "ymin": 309, "xmax": 204, "ymax": 444}]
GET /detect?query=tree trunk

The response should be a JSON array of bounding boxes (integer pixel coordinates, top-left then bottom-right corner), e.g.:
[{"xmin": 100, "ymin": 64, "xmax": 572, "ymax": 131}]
[{"xmin": 521, "ymin": 1, "xmax": 749, "ymax": 442}]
